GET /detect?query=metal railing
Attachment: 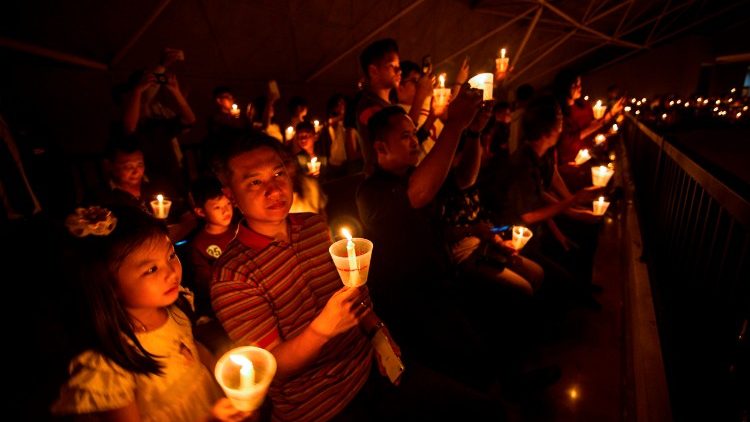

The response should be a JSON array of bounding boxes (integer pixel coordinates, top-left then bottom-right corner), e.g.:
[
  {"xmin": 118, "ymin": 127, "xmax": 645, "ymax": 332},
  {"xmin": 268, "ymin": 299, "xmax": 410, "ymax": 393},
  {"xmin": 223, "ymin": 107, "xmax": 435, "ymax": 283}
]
[{"xmin": 623, "ymin": 115, "xmax": 749, "ymax": 421}]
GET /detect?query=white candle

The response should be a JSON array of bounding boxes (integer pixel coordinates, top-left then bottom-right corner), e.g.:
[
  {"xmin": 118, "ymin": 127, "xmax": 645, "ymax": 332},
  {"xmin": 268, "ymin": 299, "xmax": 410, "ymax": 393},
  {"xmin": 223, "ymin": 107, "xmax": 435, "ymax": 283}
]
[
  {"xmin": 313, "ymin": 120, "xmax": 321, "ymax": 133},
  {"xmin": 594, "ymin": 134, "xmax": 606, "ymax": 145},
  {"xmin": 496, "ymin": 48, "xmax": 509, "ymax": 73},
  {"xmin": 591, "ymin": 165, "xmax": 614, "ymax": 187},
  {"xmin": 611, "ymin": 123, "xmax": 619, "ymax": 133},
  {"xmin": 285, "ymin": 126, "xmax": 295, "ymax": 141},
  {"xmin": 341, "ymin": 228, "xmax": 360, "ymax": 286},
  {"xmin": 307, "ymin": 156, "xmax": 320, "ymax": 175},
  {"xmin": 433, "ymin": 73, "xmax": 450, "ymax": 114},
  {"xmin": 592, "ymin": 196, "xmax": 610, "ymax": 216},
  {"xmin": 229, "ymin": 354, "xmax": 255, "ymax": 391},
  {"xmin": 231, "ymin": 103, "xmax": 240, "ymax": 118},
  {"xmin": 574, "ymin": 148, "xmax": 591, "ymax": 165},
  {"xmin": 592, "ymin": 100, "xmax": 606, "ymax": 120},
  {"xmin": 438, "ymin": 73, "xmax": 446, "ymax": 88}
]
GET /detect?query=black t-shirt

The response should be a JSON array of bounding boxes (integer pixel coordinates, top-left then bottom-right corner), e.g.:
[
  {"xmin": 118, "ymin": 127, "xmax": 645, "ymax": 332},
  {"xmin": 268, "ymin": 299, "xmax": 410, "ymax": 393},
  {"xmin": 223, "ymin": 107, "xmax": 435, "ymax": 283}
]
[{"xmin": 356, "ymin": 167, "xmax": 450, "ymax": 307}]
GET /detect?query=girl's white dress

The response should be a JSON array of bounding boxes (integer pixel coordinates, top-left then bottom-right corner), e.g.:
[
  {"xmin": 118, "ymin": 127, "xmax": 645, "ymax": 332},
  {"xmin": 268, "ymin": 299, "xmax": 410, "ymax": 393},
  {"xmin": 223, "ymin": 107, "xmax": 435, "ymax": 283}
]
[{"xmin": 52, "ymin": 306, "xmax": 222, "ymax": 421}]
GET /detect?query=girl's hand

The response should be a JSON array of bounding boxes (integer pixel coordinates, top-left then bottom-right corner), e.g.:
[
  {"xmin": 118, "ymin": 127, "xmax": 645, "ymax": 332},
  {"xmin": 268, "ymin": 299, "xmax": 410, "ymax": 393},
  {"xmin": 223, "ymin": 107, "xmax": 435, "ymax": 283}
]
[
  {"xmin": 309, "ymin": 287, "xmax": 369, "ymax": 339},
  {"xmin": 211, "ymin": 398, "xmax": 255, "ymax": 422}
]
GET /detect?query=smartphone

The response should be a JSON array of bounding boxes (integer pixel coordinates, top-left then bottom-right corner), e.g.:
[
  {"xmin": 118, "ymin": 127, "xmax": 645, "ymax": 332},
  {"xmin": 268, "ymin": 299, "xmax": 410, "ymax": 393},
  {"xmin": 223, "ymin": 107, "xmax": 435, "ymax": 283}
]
[
  {"xmin": 372, "ymin": 329, "xmax": 405, "ymax": 384},
  {"xmin": 490, "ymin": 225, "xmax": 510, "ymax": 233},
  {"xmin": 421, "ymin": 55, "xmax": 432, "ymax": 75}
]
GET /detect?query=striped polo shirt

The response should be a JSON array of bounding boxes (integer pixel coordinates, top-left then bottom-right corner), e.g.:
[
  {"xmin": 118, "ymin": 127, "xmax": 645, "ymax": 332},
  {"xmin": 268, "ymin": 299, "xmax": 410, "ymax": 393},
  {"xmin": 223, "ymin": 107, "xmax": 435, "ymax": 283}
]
[{"xmin": 211, "ymin": 213, "xmax": 372, "ymax": 422}]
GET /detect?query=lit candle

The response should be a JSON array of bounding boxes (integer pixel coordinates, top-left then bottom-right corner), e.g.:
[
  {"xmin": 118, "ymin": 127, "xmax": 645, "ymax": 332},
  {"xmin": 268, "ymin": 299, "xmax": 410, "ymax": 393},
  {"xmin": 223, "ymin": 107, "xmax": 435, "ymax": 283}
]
[
  {"xmin": 149, "ymin": 194, "xmax": 172, "ymax": 219},
  {"xmin": 433, "ymin": 73, "xmax": 451, "ymax": 114},
  {"xmin": 591, "ymin": 165, "xmax": 614, "ymax": 187},
  {"xmin": 592, "ymin": 196, "xmax": 610, "ymax": 216},
  {"xmin": 668, "ymin": 100, "xmax": 675, "ymax": 107},
  {"xmin": 468, "ymin": 73, "xmax": 494, "ymax": 101},
  {"xmin": 624, "ymin": 106, "xmax": 631, "ymax": 112},
  {"xmin": 285, "ymin": 126, "xmax": 295, "ymax": 141},
  {"xmin": 592, "ymin": 100, "xmax": 606, "ymax": 120},
  {"xmin": 231, "ymin": 103, "xmax": 240, "ymax": 118},
  {"xmin": 230, "ymin": 354, "xmax": 255, "ymax": 391},
  {"xmin": 676, "ymin": 99, "xmax": 682, "ymax": 104},
  {"xmin": 313, "ymin": 119, "xmax": 321, "ymax": 133},
  {"xmin": 635, "ymin": 110, "xmax": 641, "ymax": 115},
  {"xmin": 341, "ymin": 228, "xmax": 360, "ymax": 286},
  {"xmin": 611, "ymin": 123, "xmax": 618, "ymax": 133},
  {"xmin": 511, "ymin": 226, "xmax": 533, "ymax": 250},
  {"xmin": 584, "ymin": 95, "xmax": 589, "ymax": 101},
  {"xmin": 496, "ymin": 48, "xmax": 509, "ymax": 73},
  {"xmin": 574, "ymin": 148, "xmax": 591, "ymax": 165},
  {"xmin": 661, "ymin": 113, "xmax": 667, "ymax": 120},
  {"xmin": 307, "ymin": 156, "xmax": 321, "ymax": 175},
  {"xmin": 594, "ymin": 134, "xmax": 606, "ymax": 145}
]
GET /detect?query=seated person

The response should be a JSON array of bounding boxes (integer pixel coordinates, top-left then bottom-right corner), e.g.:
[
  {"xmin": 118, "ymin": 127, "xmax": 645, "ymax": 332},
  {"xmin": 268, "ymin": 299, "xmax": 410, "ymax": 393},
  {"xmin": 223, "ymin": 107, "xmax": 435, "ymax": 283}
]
[
  {"xmin": 189, "ymin": 176, "xmax": 237, "ymax": 317},
  {"xmin": 99, "ymin": 137, "xmax": 183, "ymax": 217},
  {"xmin": 210, "ymin": 134, "xmax": 499, "ymax": 421},
  {"xmin": 291, "ymin": 121, "xmax": 327, "ymax": 178}
]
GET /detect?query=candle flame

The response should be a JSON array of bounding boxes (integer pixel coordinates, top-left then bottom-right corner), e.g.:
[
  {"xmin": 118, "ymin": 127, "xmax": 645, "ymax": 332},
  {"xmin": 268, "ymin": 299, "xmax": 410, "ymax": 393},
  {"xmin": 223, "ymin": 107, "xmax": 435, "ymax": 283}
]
[
  {"xmin": 341, "ymin": 228, "xmax": 353, "ymax": 242},
  {"xmin": 598, "ymin": 196, "xmax": 605, "ymax": 203},
  {"xmin": 310, "ymin": 156, "xmax": 317, "ymax": 164},
  {"xmin": 230, "ymin": 354, "xmax": 252, "ymax": 368},
  {"xmin": 500, "ymin": 48, "xmax": 506, "ymax": 59},
  {"xmin": 313, "ymin": 119, "xmax": 320, "ymax": 127},
  {"xmin": 595, "ymin": 100, "xmax": 602, "ymax": 107},
  {"xmin": 157, "ymin": 194, "xmax": 164, "ymax": 202},
  {"xmin": 438, "ymin": 73, "xmax": 446, "ymax": 88},
  {"xmin": 232, "ymin": 103, "xmax": 238, "ymax": 110}
]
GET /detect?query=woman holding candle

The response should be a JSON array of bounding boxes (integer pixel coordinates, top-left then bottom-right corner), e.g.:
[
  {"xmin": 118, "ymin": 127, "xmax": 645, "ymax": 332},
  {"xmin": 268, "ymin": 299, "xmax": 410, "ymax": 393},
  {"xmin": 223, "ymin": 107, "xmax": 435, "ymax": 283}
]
[
  {"xmin": 52, "ymin": 205, "xmax": 251, "ymax": 421},
  {"xmin": 553, "ymin": 69, "xmax": 624, "ymax": 191}
]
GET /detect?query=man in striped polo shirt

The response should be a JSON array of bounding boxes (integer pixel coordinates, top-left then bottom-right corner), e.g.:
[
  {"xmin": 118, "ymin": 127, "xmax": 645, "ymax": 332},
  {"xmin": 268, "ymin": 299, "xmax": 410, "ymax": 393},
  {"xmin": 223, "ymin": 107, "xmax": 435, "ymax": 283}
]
[{"xmin": 210, "ymin": 134, "xmax": 379, "ymax": 421}]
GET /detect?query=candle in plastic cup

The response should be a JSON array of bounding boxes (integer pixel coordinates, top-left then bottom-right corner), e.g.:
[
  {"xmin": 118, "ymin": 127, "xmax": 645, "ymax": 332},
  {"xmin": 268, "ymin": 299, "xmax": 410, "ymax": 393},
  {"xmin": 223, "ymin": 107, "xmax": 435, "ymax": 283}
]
[
  {"xmin": 215, "ymin": 346, "xmax": 276, "ymax": 412},
  {"xmin": 592, "ymin": 196, "xmax": 610, "ymax": 216},
  {"xmin": 594, "ymin": 134, "xmax": 606, "ymax": 145},
  {"xmin": 574, "ymin": 149, "xmax": 591, "ymax": 165},
  {"xmin": 150, "ymin": 194, "xmax": 172, "ymax": 219},
  {"xmin": 511, "ymin": 226, "xmax": 533, "ymax": 250},
  {"xmin": 468, "ymin": 73, "xmax": 494, "ymax": 101},
  {"xmin": 592, "ymin": 100, "xmax": 606, "ymax": 120},
  {"xmin": 230, "ymin": 103, "xmax": 240, "ymax": 118},
  {"xmin": 307, "ymin": 156, "xmax": 321, "ymax": 175},
  {"xmin": 285, "ymin": 126, "xmax": 295, "ymax": 141},
  {"xmin": 591, "ymin": 165, "xmax": 614, "ymax": 187},
  {"xmin": 329, "ymin": 230, "xmax": 373, "ymax": 287},
  {"xmin": 496, "ymin": 48, "xmax": 509, "ymax": 73}
]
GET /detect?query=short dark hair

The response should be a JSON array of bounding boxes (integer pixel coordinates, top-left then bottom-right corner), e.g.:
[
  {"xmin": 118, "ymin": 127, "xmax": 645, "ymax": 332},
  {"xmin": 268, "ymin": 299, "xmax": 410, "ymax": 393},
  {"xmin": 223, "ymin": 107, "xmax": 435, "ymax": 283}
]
[
  {"xmin": 105, "ymin": 135, "xmax": 142, "ymax": 162},
  {"xmin": 367, "ymin": 106, "xmax": 408, "ymax": 144},
  {"xmin": 211, "ymin": 132, "xmax": 283, "ymax": 185},
  {"xmin": 288, "ymin": 96, "xmax": 308, "ymax": 114},
  {"xmin": 213, "ymin": 86, "xmax": 233, "ymax": 99},
  {"xmin": 399, "ymin": 60, "xmax": 422, "ymax": 81},
  {"xmin": 360, "ymin": 38, "xmax": 399, "ymax": 76},
  {"xmin": 295, "ymin": 121, "xmax": 315, "ymax": 134},
  {"xmin": 326, "ymin": 93, "xmax": 347, "ymax": 117},
  {"xmin": 522, "ymin": 95, "xmax": 561, "ymax": 142},
  {"xmin": 191, "ymin": 176, "xmax": 224, "ymax": 208}
]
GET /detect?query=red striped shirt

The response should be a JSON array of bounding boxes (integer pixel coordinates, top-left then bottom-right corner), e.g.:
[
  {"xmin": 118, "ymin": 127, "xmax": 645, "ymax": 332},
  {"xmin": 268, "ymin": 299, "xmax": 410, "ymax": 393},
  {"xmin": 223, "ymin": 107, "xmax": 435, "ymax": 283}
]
[{"xmin": 211, "ymin": 213, "xmax": 372, "ymax": 422}]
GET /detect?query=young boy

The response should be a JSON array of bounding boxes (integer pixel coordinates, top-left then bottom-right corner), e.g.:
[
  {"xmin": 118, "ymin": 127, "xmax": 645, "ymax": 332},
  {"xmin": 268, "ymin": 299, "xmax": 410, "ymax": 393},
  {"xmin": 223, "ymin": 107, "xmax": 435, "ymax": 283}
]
[{"xmin": 189, "ymin": 176, "xmax": 236, "ymax": 316}]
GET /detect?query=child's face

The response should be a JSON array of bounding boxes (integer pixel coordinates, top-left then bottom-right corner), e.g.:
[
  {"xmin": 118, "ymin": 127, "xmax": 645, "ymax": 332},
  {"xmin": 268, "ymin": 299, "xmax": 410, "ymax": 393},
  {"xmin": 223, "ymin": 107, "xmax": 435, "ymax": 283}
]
[
  {"xmin": 112, "ymin": 151, "xmax": 145, "ymax": 188},
  {"xmin": 223, "ymin": 147, "xmax": 293, "ymax": 226},
  {"xmin": 201, "ymin": 195, "xmax": 233, "ymax": 228},
  {"xmin": 116, "ymin": 235, "xmax": 182, "ymax": 312}
]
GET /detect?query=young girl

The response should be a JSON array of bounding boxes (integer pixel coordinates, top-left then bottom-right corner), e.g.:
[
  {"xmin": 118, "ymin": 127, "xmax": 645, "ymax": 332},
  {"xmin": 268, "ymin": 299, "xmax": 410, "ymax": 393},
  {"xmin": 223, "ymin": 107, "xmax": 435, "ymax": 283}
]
[{"xmin": 52, "ymin": 205, "xmax": 250, "ymax": 422}]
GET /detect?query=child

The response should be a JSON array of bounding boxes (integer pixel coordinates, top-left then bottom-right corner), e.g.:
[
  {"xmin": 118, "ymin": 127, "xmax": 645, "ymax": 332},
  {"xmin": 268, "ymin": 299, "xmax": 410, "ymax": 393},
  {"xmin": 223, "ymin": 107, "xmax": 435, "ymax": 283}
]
[
  {"xmin": 190, "ymin": 176, "xmax": 237, "ymax": 317},
  {"xmin": 51, "ymin": 205, "xmax": 249, "ymax": 422}
]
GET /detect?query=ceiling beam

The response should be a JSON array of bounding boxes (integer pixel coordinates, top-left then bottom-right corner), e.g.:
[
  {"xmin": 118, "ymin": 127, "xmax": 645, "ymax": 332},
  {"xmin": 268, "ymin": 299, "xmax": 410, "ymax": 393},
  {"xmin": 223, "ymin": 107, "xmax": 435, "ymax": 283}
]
[
  {"xmin": 0, "ymin": 37, "xmax": 108, "ymax": 71},
  {"xmin": 646, "ymin": 0, "xmax": 673, "ymax": 45},
  {"xmin": 507, "ymin": 29, "xmax": 578, "ymax": 83},
  {"xmin": 305, "ymin": 0, "xmax": 425, "ymax": 82},
  {"xmin": 538, "ymin": 0, "xmax": 644, "ymax": 49},
  {"xmin": 511, "ymin": 6, "xmax": 544, "ymax": 68},
  {"xmin": 436, "ymin": 6, "xmax": 537, "ymax": 67},
  {"xmin": 110, "ymin": 0, "xmax": 173, "ymax": 67}
]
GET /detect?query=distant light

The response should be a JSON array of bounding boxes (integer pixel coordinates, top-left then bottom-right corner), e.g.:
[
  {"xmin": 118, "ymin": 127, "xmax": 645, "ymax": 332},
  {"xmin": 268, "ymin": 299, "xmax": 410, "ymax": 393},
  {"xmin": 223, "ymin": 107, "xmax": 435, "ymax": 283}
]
[
  {"xmin": 584, "ymin": 95, "xmax": 589, "ymax": 101},
  {"xmin": 636, "ymin": 101, "xmax": 642, "ymax": 106},
  {"xmin": 631, "ymin": 98, "xmax": 636, "ymax": 103},
  {"xmin": 641, "ymin": 97, "xmax": 647, "ymax": 103},
  {"xmin": 668, "ymin": 101, "xmax": 675, "ymax": 106},
  {"xmin": 684, "ymin": 102, "xmax": 690, "ymax": 107},
  {"xmin": 635, "ymin": 110, "xmax": 641, "ymax": 115},
  {"xmin": 697, "ymin": 97, "xmax": 703, "ymax": 102},
  {"xmin": 713, "ymin": 107, "xmax": 719, "ymax": 112},
  {"xmin": 568, "ymin": 387, "xmax": 579, "ymax": 400},
  {"xmin": 703, "ymin": 99, "xmax": 709, "ymax": 104},
  {"xmin": 730, "ymin": 88, "xmax": 736, "ymax": 93},
  {"xmin": 661, "ymin": 113, "xmax": 667, "ymax": 120},
  {"xmin": 743, "ymin": 106, "xmax": 749, "ymax": 111},
  {"xmin": 676, "ymin": 99, "xmax": 682, "ymax": 104},
  {"xmin": 737, "ymin": 112, "xmax": 742, "ymax": 118},
  {"xmin": 624, "ymin": 106, "xmax": 631, "ymax": 112},
  {"xmin": 716, "ymin": 100, "xmax": 721, "ymax": 105},
  {"xmin": 728, "ymin": 98, "xmax": 733, "ymax": 103}
]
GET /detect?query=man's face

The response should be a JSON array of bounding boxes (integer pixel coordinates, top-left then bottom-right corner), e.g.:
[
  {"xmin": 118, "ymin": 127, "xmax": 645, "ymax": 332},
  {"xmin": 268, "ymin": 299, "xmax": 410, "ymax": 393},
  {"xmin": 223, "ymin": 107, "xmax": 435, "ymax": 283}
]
[
  {"xmin": 216, "ymin": 93, "xmax": 234, "ymax": 111},
  {"xmin": 544, "ymin": 113, "xmax": 564, "ymax": 151},
  {"xmin": 223, "ymin": 147, "xmax": 293, "ymax": 227},
  {"xmin": 397, "ymin": 70, "xmax": 420, "ymax": 105},
  {"xmin": 371, "ymin": 52, "xmax": 402, "ymax": 89},
  {"xmin": 377, "ymin": 114, "xmax": 420, "ymax": 169},
  {"xmin": 112, "ymin": 150, "xmax": 145, "ymax": 188}
]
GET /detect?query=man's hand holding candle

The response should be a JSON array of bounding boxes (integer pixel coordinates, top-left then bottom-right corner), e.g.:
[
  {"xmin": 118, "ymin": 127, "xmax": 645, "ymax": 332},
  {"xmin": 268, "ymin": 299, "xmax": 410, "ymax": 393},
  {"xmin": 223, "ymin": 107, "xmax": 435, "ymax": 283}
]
[{"xmin": 308, "ymin": 287, "xmax": 370, "ymax": 339}]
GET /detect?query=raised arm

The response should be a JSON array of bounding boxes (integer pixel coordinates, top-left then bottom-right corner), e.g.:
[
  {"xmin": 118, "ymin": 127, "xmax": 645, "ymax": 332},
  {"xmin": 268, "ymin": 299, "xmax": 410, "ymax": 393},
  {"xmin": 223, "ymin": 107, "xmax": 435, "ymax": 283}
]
[
  {"xmin": 407, "ymin": 86, "xmax": 482, "ymax": 208},
  {"xmin": 164, "ymin": 74, "xmax": 196, "ymax": 127}
]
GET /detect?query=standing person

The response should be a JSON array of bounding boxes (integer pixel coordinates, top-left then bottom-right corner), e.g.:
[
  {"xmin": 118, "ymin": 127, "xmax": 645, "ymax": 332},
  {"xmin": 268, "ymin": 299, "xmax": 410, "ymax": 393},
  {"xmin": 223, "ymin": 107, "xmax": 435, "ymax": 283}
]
[{"xmin": 52, "ymin": 205, "xmax": 250, "ymax": 421}]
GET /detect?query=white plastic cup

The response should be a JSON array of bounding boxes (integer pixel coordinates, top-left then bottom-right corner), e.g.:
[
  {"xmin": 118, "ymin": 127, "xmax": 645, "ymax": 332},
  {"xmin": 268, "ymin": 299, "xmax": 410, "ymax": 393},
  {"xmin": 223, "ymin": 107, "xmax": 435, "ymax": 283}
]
[
  {"xmin": 149, "ymin": 198, "xmax": 172, "ymax": 219},
  {"xmin": 511, "ymin": 226, "xmax": 533, "ymax": 250},
  {"xmin": 215, "ymin": 346, "xmax": 277, "ymax": 412},
  {"xmin": 591, "ymin": 165, "xmax": 614, "ymax": 187},
  {"xmin": 329, "ymin": 238, "xmax": 373, "ymax": 287},
  {"xmin": 468, "ymin": 73, "xmax": 494, "ymax": 101}
]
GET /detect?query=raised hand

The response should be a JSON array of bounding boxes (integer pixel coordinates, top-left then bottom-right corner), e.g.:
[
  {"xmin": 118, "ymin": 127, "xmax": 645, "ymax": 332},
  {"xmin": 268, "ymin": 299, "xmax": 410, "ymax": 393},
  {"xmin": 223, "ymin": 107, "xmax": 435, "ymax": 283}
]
[
  {"xmin": 455, "ymin": 56, "xmax": 470, "ymax": 86},
  {"xmin": 446, "ymin": 84, "xmax": 483, "ymax": 129},
  {"xmin": 309, "ymin": 287, "xmax": 369, "ymax": 339}
]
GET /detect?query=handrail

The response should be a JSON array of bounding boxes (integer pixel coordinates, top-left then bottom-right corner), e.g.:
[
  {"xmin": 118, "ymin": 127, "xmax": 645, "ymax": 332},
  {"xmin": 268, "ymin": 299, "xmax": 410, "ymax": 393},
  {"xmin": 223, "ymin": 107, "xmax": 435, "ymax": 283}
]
[{"xmin": 627, "ymin": 115, "xmax": 750, "ymax": 228}]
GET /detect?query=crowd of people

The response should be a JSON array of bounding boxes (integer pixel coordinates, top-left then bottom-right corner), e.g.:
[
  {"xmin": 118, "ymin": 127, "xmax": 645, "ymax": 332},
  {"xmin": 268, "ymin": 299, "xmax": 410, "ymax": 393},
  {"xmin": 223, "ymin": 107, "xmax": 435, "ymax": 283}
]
[{"xmin": 2, "ymin": 37, "xmax": 626, "ymax": 421}]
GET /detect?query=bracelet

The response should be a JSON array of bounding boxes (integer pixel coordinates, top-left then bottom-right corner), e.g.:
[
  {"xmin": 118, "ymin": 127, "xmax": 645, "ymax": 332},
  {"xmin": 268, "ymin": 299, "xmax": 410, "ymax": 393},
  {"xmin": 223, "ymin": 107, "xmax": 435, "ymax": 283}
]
[{"xmin": 368, "ymin": 320, "xmax": 385, "ymax": 339}]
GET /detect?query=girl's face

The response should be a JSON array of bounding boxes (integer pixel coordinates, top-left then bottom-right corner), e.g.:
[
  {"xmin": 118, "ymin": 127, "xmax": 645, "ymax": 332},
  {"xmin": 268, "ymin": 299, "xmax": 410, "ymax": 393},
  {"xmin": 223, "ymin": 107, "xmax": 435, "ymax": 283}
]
[{"xmin": 116, "ymin": 235, "xmax": 182, "ymax": 313}]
